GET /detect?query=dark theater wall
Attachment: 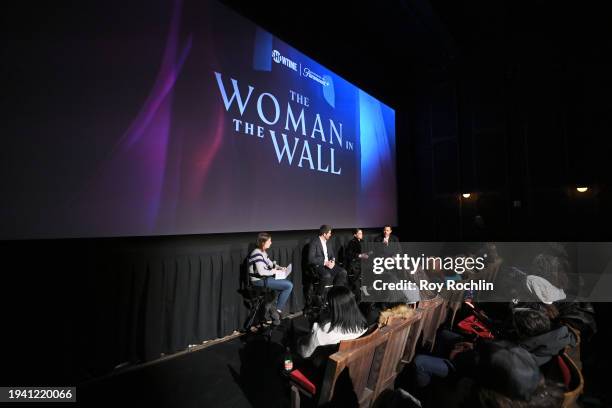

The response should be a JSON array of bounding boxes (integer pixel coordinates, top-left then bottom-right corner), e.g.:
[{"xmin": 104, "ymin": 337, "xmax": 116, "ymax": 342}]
[{"xmin": 402, "ymin": 0, "xmax": 612, "ymax": 241}]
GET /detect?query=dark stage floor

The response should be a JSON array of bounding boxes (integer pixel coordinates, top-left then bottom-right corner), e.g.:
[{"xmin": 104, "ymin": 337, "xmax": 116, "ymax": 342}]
[{"xmin": 79, "ymin": 327, "xmax": 293, "ymax": 408}]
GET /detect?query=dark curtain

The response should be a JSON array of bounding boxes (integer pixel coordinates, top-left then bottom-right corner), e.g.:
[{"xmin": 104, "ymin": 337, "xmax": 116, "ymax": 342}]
[
  {"xmin": 79, "ymin": 240, "xmax": 310, "ymax": 379},
  {"xmin": 0, "ymin": 230, "xmax": 373, "ymax": 384}
]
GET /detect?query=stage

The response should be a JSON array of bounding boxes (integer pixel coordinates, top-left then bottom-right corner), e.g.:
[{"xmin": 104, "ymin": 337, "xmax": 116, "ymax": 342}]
[{"xmin": 79, "ymin": 327, "xmax": 293, "ymax": 407}]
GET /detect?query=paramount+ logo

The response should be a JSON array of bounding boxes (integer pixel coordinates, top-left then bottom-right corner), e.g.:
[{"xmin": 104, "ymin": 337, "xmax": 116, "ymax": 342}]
[{"xmin": 271, "ymin": 49, "xmax": 297, "ymax": 72}]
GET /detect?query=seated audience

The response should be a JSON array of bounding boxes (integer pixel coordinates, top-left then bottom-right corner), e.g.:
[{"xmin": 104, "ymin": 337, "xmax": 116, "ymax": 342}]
[
  {"xmin": 465, "ymin": 381, "xmax": 565, "ymax": 408},
  {"xmin": 525, "ymin": 274, "xmax": 566, "ymax": 304},
  {"xmin": 511, "ymin": 306, "xmax": 577, "ymax": 366},
  {"xmin": 411, "ymin": 302, "xmax": 577, "ymax": 389},
  {"xmin": 307, "ymin": 225, "xmax": 348, "ymax": 287},
  {"xmin": 462, "ymin": 342, "xmax": 565, "ymax": 408},
  {"xmin": 520, "ymin": 251, "xmax": 569, "ymax": 304},
  {"xmin": 297, "ymin": 286, "xmax": 368, "ymax": 358},
  {"xmin": 377, "ymin": 303, "xmax": 416, "ymax": 326},
  {"xmin": 410, "ymin": 329, "xmax": 471, "ymax": 388},
  {"xmin": 556, "ymin": 301, "xmax": 597, "ymax": 342},
  {"xmin": 360, "ymin": 301, "xmax": 421, "ymax": 327},
  {"xmin": 248, "ymin": 232, "xmax": 293, "ymax": 325}
]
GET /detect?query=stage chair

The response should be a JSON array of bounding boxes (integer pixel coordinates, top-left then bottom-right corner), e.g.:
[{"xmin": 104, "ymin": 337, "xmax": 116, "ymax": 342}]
[
  {"xmin": 301, "ymin": 243, "xmax": 334, "ymax": 319},
  {"xmin": 238, "ymin": 255, "xmax": 277, "ymax": 330},
  {"xmin": 301, "ymin": 263, "xmax": 333, "ymax": 318}
]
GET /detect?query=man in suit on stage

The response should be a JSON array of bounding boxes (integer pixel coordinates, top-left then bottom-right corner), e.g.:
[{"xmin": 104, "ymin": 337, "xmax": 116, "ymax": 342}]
[
  {"xmin": 373, "ymin": 225, "xmax": 401, "ymax": 257},
  {"xmin": 308, "ymin": 225, "xmax": 348, "ymax": 287}
]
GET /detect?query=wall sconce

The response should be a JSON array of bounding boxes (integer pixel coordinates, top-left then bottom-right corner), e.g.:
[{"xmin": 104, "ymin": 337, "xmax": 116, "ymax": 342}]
[
  {"xmin": 462, "ymin": 193, "xmax": 471, "ymax": 199},
  {"xmin": 576, "ymin": 187, "xmax": 588, "ymax": 193}
]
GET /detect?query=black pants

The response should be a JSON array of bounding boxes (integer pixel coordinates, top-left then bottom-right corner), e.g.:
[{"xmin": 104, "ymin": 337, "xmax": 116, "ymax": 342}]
[
  {"xmin": 347, "ymin": 261, "xmax": 362, "ymax": 299},
  {"xmin": 318, "ymin": 265, "xmax": 348, "ymax": 287}
]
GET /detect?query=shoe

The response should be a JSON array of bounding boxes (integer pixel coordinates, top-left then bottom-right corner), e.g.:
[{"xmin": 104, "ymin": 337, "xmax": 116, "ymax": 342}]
[
  {"xmin": 361, "ymin": 285, "xmax": 371, "ymax": 297},
  {"xmin": 278, "ymin": 309, "xmax": 289, "ymax": 320},
  {"xmin": 269, "ymin": 309, "xmax": 281, "ymax": 326}
]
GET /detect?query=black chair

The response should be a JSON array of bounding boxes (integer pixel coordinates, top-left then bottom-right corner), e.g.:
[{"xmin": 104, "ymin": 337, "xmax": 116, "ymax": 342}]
[
  {"xmin": 301, "ymin": 244, "xmax": 333, "ymax": 321},
  {"xmin": 239, "ymin": 253, "xmax": 277, "ymax": 331}
]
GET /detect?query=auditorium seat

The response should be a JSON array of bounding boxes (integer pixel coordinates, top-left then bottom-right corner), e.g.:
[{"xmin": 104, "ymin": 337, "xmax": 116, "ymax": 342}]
[
  {"xmin": 564, "ymin": 324, "xmax": 582, "ymax": 371},
  {"xmin": 373, "ymin": 313, "xmax": 423, "ymax": 400},
  {"xmin": 289, "ymin": 325, "xmax": 389, "ymax": 407},
  {"xmin": 402, "ymin": 309, "xmax": 424, "ymax": 364},
  {"xmin": 560, "ymin": 353, "xmax": 584, "ymax": 408},
  {"xmin": 288, "ymin": 313, "xmax": 423, "ymax": 407},
  {"xmin": 417, "ymin": 296, "xmax": 447, "ymax": 352},
  {"xmin": 445, "ymin": 289, "xmax": 465, "ymax": 328}
]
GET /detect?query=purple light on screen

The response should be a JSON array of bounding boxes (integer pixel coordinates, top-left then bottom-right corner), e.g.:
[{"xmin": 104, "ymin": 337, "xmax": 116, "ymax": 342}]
[{"xmin": 75, "ymin": 0, "xmax": 192, "ymax": 235}]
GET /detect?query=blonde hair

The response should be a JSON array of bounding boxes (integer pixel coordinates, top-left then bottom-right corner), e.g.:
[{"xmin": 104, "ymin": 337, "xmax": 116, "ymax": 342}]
[{"xmin": 378, "ymin": 304, "xmax": 415, "ymax": 327}]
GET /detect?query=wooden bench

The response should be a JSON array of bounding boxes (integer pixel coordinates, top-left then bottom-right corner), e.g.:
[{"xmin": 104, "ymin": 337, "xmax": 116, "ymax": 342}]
[
  {"xmin": 444, "ymin": 288, "xmax": 465, "ymax": 328},
  {"xmin": 561, "ymin": 352, "xmax": 584, "ymax": 408},
  {"xmin": 373, "ymin": 312, "xmax": 422, "ymax": 401},
  {"xmin": 290, "ymin": 313, "xmax": 422, "ymax": 407},
  {"xmin": 402, "ymin": 309, "xmax": 424, "ymax": 363},
  {"xmin": 290, "ymin": 326, "xmax": 389, "ymax": 407},
  {"xmin": 417, "ymin": 296, "xmax": 446, "ymax": 352}
]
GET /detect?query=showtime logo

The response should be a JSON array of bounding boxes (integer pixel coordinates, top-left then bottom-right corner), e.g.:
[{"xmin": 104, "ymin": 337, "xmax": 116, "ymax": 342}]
[{"xmin": 272, "ymin": 49, "xmax": 297, "ymax": 71}]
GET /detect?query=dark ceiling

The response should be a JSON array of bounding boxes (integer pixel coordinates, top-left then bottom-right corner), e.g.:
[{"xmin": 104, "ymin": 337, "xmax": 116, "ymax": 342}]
[
  {"xmin": 220, "ymin": 0, "xmax": 455, "ymax": 107},
  {"xmin": 222, "ymin": 0, "xmax": 612, "ymax": 108}
]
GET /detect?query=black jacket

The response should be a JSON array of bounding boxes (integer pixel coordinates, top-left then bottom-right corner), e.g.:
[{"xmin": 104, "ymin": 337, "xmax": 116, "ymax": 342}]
[
  {"xmin": 557, "ymin": 302, "xmax": 597, "ymax": 340},
  {"xmin": 373, "ymin": 234, "xmax": 399, "ymax": 244},
  {"xmin": 518, "ymin": 325, "xmax": 577, "ymax": 366},
  {"xmin": 373, "ymin": 234, "xmax": 401, "ymax": 256},
  {"xmin": 308, "ymin": 237, "xmax": 336, "ymax": 268},
  {"xmin": 345, "ymin": 238, "xmax": 362, "ymax": 263}
]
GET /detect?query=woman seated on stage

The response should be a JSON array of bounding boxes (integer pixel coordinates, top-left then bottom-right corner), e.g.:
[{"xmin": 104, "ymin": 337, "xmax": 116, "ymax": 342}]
[
  {"xmin": 297, "ymin": 286, "xmax": 368, "ymax": 358},
  {"xmin": 249, "ymin": 232, "xmax": 293, "ymax": 324}
]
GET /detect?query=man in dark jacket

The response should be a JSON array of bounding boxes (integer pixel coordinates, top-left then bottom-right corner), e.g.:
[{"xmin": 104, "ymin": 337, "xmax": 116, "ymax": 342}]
[
  {"xmin": 512, "ymin": 307, "xmax": 577, "ymax": 365},
  {"xmin": 308, "ymin": 225, "xmax": 347, "ymax": 287},
  {"xmin": 373, "ymin": 225, "xmax": 401, "ymax": 257}
]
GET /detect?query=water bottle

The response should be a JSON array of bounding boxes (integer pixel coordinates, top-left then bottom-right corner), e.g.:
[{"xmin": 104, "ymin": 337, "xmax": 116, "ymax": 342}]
[{"xmin": 284, "ymin": 347, "xmax": 293, "ymax": 372}]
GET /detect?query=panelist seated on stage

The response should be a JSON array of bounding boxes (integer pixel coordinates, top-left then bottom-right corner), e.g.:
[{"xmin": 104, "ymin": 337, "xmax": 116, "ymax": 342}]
[
  {"xmin": 249, "ymin": 232, "xmax": 294, "ymax": 322},
  {"xmin": 307, "ymin": 225, "xmax": 348, "ymax": 287},
  {"xmin": 373, "ymin": 225, "xmax": 401, "ymax": 256}
]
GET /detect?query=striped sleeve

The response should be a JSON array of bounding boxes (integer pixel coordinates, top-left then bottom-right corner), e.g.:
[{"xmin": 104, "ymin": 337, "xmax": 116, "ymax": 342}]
[{"xmin": 249, "ymin": 250, "xmax": 275, "ymax": 277}]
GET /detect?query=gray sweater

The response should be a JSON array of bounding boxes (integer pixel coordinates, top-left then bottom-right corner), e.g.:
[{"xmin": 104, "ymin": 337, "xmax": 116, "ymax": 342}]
[{"xmin": 248, "ymin": 248, "xmax": 276, "ymax": 281}]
